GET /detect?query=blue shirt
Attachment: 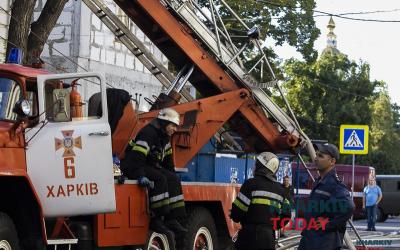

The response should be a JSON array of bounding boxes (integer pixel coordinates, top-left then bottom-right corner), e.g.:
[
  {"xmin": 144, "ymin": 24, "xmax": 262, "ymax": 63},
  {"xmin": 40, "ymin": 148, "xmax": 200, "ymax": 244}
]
[{"xmin": 363, "ymin": 185, "xmax": 382, "ymax": 207}]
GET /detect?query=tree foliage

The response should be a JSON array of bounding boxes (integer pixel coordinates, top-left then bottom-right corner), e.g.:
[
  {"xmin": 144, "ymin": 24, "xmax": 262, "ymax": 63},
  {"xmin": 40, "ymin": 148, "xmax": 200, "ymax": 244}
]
[
  {"xmin": 218, "ymin": 0, "xmax": 320, "ymax": 62},
  {"xmin": 282, "ymin": 53, "xmax": 400, "ymax": 173},
  {"xmin": 283, "ymin": 53, "xmax": 377, "ymax": 144}
]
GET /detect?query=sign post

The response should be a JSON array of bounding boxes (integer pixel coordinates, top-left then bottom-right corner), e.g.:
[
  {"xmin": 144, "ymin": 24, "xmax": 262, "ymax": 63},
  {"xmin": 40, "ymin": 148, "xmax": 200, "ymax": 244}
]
[{"xmin": 339, "ymin": 125, "xmax": 369, "ymax": 200}]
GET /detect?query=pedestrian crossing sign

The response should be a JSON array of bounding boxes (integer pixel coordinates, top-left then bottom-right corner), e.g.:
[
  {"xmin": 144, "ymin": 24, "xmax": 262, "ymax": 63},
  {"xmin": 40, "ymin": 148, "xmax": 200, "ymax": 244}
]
[{"xmin": 339, "ymin": 125, "xmax": 369, "ymax": 154}]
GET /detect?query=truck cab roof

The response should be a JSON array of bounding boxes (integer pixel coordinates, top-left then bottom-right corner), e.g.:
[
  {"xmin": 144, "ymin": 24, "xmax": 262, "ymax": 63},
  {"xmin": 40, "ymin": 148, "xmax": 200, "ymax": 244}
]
[{"xmin": 0, "ymin": 64, "xmax": 49, "ymax": 80}]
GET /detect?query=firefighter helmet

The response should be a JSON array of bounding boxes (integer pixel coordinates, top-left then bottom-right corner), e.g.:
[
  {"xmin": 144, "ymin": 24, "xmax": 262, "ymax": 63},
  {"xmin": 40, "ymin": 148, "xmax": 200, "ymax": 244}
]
[
  {"xmin": 256, "ymin": 152, "xmax": 279, "ymax": 174},
  {"xmin": 157, "ymin": 108, "xmax": 180, "ymax": 126}
]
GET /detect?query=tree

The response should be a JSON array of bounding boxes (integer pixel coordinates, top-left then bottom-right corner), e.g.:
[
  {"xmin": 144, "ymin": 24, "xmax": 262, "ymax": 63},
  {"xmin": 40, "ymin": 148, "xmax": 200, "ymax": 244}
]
[
  {"xmin": 282, "ymin": 53, "xmax": 377, "ymax": 147},
  {"xmin": 196, "ymin": 0, "xmax": 320, "ymax": 83},
  {"xmin": 6, "ymin": 0, "xmax": 68, "ymax": 64},
  {"xmin": 219, "ymin": 0, "xmax": 320, "ymax": 62},
  {"xmin": 282, "ymin": 53, "xmax": 400, "ymax": 173},
  {"xmin": 360, "ymin": 84, "xmax": 400, "ymax": 174}
]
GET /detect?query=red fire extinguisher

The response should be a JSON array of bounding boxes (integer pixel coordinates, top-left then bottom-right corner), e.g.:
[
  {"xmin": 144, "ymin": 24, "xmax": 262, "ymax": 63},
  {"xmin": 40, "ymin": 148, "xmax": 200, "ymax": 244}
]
[{"xmin": 70, "ymin": 80, "xmax": 83, "ymax": 118}]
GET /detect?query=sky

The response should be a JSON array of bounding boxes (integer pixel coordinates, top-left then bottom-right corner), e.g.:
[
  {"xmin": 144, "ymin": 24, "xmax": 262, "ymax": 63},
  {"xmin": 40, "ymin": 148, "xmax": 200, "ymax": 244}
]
[{"xmin": 272, "ymin": 0, "xmax": 400, "ymax": 105}]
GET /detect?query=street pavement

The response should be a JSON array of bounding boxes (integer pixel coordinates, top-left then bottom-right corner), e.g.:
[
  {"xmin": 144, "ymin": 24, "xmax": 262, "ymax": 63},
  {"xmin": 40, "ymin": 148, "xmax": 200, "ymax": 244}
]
[
  {"xmin": 352, "ymin": 217, "xmax": 400, "ymax": 234},
  {"xmin": 277, "ymin": 216, "xmax": 400, "ymax": 249}
]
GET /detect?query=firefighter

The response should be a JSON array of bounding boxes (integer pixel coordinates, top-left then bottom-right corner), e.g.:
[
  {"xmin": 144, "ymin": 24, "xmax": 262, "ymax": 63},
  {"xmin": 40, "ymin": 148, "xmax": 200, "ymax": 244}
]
[
  {"xmin": 298, "ymin": 143, "xmax": 355, "ymax": 250},
  {"xmin": 121, "ymin": 107, "xmax": 187, "ymax": 235},
  {"xmin": 230, "ymin": 152, "xmax": 290, "ymax": 250}
]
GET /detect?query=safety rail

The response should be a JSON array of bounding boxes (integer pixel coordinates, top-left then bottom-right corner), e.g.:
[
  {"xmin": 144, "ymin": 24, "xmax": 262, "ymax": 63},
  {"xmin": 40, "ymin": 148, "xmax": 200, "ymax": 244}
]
[{"xmin": 47, "ymin": 239, "xmax": 78, "ymax": 250}]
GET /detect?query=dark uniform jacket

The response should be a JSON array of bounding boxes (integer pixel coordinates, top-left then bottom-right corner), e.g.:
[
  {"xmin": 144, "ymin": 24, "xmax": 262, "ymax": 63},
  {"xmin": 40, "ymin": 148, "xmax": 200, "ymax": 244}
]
[
  {"xmin": 121, "ymin": 120, "xmax": 174, "ymax": 179},
  {"xmin": 283, "ymin": 185, "xmax": 295, "ymax": 207},
  {"xmin": 298, "ymin": 168, "xmax": 355, "ymax": 250},
  {"xmin": 231, "ymin": 168, "xmax": 291, "ymax": 250}
]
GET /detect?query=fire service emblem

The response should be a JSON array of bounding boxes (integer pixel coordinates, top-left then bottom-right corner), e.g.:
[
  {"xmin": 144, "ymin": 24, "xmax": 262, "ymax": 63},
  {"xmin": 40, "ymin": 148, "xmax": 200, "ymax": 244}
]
[{"xmin": 55, "ymin": 130, "xmax": 82, "ymax": 157}]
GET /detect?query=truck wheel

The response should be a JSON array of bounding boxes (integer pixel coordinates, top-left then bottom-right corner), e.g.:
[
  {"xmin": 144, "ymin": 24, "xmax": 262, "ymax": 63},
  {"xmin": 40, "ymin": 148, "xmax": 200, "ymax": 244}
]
[
  {"xmin": 146, "ymin": 231, "xmax": 173, "ymax": 250},
  {"xmin": 0, "ymin": 213, "xmax": 20, "ymax": 250},
  {"xmin": 182, "ymin": 207, "xmax": 218, "ymax": 250}
]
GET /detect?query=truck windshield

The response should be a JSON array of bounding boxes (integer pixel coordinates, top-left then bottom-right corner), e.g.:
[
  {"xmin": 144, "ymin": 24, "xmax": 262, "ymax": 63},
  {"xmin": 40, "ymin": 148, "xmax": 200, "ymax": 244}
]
[{"xmin": 0, "ymin": 77, "xmax": 21, "ymax": 121}]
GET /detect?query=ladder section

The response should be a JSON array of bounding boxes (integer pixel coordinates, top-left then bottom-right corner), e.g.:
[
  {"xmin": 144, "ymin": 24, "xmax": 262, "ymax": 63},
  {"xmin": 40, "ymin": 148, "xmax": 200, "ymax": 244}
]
[
  {"xmin": 163, "ymin": 0, "xmax": 311, "ymax": 147},
  {"xmin": 81, "ymin": 0, "xmax": 193, "ymax": 101},
  {"xmin": 82, "ymin": 0, "xmax": 242, "ymax": 151},
  {"xmin": 112, "ymin": 0, "xmax": 304, "ymax": 152}
]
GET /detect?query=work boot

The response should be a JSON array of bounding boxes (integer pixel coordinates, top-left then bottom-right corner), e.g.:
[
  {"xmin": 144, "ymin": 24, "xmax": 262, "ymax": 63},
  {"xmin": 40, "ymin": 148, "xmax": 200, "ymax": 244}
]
[
  {"xmin": 165, "ymin": 219, "xmax": 188, "ymax": 235},
  {"xmin": 149, "ymin": 218, "xmax": 173, "ymax": 235}
]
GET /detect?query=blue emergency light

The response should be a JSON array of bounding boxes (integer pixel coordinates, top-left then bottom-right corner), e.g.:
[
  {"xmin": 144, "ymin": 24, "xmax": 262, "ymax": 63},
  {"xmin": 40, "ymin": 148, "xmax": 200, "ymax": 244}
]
[{"xmin": 7, "ymin": 48, "xmax": 23, "ymax": 64}]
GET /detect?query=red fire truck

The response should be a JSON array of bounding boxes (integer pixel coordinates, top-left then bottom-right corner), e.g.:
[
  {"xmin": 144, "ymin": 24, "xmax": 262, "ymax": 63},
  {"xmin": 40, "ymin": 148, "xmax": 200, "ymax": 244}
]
[{"xmin": 0, "ymin": 0, "xmax": 320, "ymax": 249}]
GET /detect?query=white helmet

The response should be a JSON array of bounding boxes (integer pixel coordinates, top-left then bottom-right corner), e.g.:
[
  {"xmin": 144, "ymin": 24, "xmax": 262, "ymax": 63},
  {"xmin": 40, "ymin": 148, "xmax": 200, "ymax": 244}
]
[
  {"xmin": 157, "ymin": 108, "xmax": 180, "ymax": 126},
  {"xmin": 256, "ymin": 152, "xmax": 279, "ymax": 174}
]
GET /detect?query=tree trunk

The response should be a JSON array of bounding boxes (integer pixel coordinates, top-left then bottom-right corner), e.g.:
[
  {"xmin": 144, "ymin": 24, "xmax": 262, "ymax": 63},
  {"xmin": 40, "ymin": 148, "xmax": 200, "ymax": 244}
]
[
  {"xmin": 6, "ymin": 0, "xmax": 37, "ymax": 62},
  {"xmin": 26, "ymin": 0, "xmax": 69, "ymax": 63}
]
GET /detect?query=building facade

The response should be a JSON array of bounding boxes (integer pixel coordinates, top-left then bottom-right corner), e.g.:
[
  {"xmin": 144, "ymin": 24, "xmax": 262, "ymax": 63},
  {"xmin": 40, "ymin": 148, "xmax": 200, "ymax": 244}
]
[{"xmin": 2, "ymin": 0, "xmax": 167, "ymax": 111}]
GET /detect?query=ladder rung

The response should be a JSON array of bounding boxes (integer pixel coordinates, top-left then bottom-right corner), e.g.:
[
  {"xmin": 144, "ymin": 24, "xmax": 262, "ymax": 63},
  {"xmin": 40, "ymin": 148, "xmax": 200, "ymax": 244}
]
[
  {"xmin": 82, "ymin": 0, "xmax": 194, "ymax": 102},
  {"xmin": 47, "ymin": 239, "xmax": 78, "ymax": 245}
]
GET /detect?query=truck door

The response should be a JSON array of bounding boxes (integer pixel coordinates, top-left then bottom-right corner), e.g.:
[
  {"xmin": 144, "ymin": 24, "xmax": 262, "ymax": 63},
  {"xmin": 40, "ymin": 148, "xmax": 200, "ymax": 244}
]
[{"xmin": 26, "ymin": 72, "xmax": 116, "ymax": 217}]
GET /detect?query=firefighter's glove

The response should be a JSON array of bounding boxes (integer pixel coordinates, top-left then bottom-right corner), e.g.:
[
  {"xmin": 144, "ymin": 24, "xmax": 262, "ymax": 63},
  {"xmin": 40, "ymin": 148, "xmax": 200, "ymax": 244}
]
[{"xmin": 138, "ymin": 176, "xmax": 151, "ymax": 187}]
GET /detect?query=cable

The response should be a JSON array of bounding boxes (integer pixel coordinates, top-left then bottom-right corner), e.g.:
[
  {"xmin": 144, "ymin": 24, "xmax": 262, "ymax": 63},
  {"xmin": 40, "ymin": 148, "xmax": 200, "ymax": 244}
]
[
  {"xmin": 312, "ymin": 80, "xmax": 371, "ymax": 99},
  {"xmin": 255, "ymin": 0, "xmax": 400, "ymax": 23},
  {"xmin": 313, "ymin": 9, "xmax": 400, "ymax": 18}
]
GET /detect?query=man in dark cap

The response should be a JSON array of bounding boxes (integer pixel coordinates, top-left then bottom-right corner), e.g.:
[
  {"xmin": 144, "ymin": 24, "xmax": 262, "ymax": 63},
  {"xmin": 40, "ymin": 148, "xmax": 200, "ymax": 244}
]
[{"xmin": 298, "ymin": 143, "xmax": 355, "ymax": 250}]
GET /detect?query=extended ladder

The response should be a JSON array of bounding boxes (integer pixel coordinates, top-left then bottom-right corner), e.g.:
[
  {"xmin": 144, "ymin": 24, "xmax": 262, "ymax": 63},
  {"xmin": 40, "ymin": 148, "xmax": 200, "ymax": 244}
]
[
  {"xmin": 162, "ymin": 0, "xmax": 314, "ymax": 154},
  {"xmin": 81, "ymin": 0, "xmax": 193, "ymax": 102},
  {"xmin": 82, "ymin": 0, "xmax": 242, "ymax": 150}
]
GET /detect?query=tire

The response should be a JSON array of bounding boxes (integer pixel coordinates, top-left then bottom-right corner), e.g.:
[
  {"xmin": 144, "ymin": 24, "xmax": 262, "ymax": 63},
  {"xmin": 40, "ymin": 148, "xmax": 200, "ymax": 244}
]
[
  {"xmin": 181, "ymin": 207, "xmax": 218, "ymax": 250},
  {"xmin": 146, "ymin": 231, "xmax": 174, "ymax": 250},
  {"xmin": 376, "ymin": 208, "xmax": 388, "ymax": 222},
  {"xmin": 0, "ymin": 212, "xmax": 20, "ymax": 250}
]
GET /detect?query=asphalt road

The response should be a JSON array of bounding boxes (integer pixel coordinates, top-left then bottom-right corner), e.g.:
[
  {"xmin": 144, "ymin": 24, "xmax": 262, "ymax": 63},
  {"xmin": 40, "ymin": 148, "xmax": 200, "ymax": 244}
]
[
  {"xmin": 350, "ymin": 217, "xmax": 400, "ymax": 249},
  {"xmin": 352, "ymin": 216, "xmax": 400, "ymax": 233},
  {"xmin": 279, "ymin": 217, "xmax": 400, "ymax": 249}
]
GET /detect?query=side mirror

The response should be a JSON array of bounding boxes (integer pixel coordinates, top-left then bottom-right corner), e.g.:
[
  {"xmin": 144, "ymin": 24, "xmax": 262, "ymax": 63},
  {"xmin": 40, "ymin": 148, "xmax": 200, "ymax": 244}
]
[
  {"xmin": 53, "ymin": 89, "xmax": 71, "ymax": 122},
  {"xmin": 13, "ymin": 99, "xmax": 31, "ymax": 117}
]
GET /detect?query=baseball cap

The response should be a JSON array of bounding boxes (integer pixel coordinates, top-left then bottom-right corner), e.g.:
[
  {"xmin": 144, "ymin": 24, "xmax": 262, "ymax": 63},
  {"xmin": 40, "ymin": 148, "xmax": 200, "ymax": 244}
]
[{"xmin": 314, "ymin": 143, "xmax": 340, "ymax": 160}]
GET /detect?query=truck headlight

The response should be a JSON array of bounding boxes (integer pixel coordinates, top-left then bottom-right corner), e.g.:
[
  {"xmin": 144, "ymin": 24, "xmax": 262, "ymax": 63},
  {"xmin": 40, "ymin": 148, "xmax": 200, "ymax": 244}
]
[{"xmin": 13, "ymin": 99, "xmax": 31, "ymax": 117}]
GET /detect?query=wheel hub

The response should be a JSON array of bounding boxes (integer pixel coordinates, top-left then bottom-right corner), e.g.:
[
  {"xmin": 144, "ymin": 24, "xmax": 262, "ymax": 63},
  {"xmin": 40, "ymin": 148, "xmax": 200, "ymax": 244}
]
[
  {"xmin": 194, "ymin": 227, "xmax": 213, "ymax": 250},
  {"xmin": 0, "ymin": 240, "xmax": 12, "ymax": 250},
  {"xmin": 148, "ymin": 232, "xmax": 169, "ymax": 250}
]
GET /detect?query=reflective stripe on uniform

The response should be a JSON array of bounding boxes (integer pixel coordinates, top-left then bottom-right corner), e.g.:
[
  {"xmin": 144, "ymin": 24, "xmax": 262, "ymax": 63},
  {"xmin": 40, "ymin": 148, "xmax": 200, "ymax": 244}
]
[
  {"xmin": 151, "ymin": 198, "xmax": 169, "ymax": 209},
  {"xmin": 150, "ymin": 192, "xmax": 169, "ymax": 202},
  {"xmin": 164, "ymin": 142, "xmax": 172, "ymax": 157},
  {"xmin": 252, "ymin": 190, "xmax": 284, "ymax": 202},
  {"xmin": 251, "ymin": 198, "xmax": 282, "ymax": 209},
  {"xmin": 170, "ymin": 201, "xmax": 185, "ymax": 209},
  {"xmin": 132, "ymin": 145, "xmax": 149, "ymax": 156},
  {"xmin": 237, "ymin": 192, "xmax": 251, "ymax": 206},
  {"xmin": 314, "ymin": 189, "xmax": 331, "ymax": 197},
  {"xmin": 165, "ymin": 148, "xmax": 173, "ymax": 157},
  {"xmin": 136, "ymin": 140, "xmax": 150, "ymax": 150},
  {"xmin": 233, "ymin": 198, "xmax": 249, "ymax": 212},
  {"xmin": 169, "ymin": 194, "xmax": 184, "ymax": 203}
]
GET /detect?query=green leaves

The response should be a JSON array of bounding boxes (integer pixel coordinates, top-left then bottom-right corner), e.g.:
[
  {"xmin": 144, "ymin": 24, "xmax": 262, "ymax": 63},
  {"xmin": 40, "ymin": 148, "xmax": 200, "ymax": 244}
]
[
  {"xmin": 283, "ymin": 53, "xmax": 400, "ymax": 173},
  {"xmin": 198, "ymin": 0, "xmax": 320, "ymax": 62}
]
